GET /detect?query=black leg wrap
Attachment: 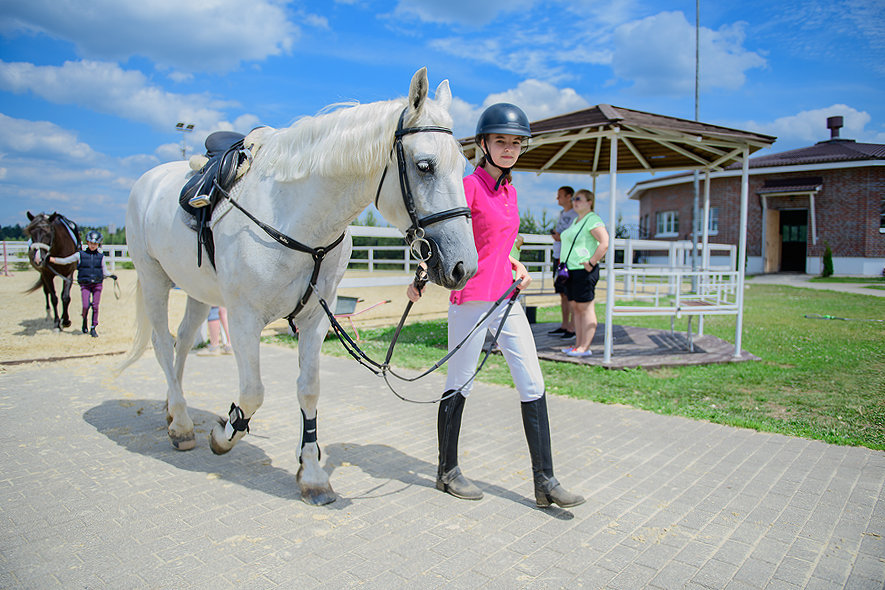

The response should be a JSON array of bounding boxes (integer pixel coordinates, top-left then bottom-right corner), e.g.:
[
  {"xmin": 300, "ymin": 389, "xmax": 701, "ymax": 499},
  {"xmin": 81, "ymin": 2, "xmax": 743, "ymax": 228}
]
[
  {"xmin": 227, "ymin": 403, "xmax": 251, "ymax": 440},
  {"xmin": 300, "ymin": 409, "xmax": 320, "ymax": 463}
]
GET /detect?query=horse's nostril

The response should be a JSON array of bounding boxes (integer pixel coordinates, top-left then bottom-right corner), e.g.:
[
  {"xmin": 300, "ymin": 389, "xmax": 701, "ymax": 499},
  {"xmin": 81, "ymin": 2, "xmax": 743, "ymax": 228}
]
[{"xmin": 451, "ymin": 261, "xmax": 465, "ymax": 284}]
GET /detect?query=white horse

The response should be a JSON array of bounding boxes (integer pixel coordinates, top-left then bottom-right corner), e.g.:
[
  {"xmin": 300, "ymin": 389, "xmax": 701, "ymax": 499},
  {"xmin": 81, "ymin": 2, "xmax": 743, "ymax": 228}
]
[{"xmin": 119, "ymin": 68, "xmax": 478, "ymax": 505}]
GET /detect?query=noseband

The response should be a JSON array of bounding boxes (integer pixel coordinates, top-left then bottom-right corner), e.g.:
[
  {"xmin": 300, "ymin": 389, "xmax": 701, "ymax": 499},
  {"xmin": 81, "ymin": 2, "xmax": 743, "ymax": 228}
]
[{"xmin": 375, "ymin": 108, "xmax": 471, "ymax": 262}]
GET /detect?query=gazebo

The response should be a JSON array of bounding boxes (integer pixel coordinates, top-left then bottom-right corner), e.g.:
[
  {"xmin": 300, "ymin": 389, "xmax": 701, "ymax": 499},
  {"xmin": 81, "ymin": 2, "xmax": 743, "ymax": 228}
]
[{"xmin": 461, "ymin": 104, "xmax": 776, "ymax": 364}]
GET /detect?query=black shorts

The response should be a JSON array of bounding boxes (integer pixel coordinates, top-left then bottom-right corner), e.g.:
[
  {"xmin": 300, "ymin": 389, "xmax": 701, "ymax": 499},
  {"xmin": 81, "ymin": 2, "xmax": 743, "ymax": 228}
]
[
  {"xmin": 552, "ymin": 258, "xmax": 566, "ymax": 294},
  {"xmin": 565, "ymin": 265, "xmax": 599, "ymax": 303}
]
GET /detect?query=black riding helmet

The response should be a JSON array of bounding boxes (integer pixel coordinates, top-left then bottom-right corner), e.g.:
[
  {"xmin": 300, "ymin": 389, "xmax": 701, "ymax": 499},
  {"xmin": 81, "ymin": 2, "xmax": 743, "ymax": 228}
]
[
  {"xmin": 86, "ymin": 230, "xmax": 103, "ymax": 245},
  {"xmin": 475, "ymin": 103, "xmax": 531, "ymax": 190}
]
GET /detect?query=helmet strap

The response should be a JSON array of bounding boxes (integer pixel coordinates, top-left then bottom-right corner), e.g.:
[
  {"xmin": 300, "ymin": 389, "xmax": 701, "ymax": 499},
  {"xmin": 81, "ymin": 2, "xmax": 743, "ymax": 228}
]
[{"xmin": 479, "ymin": 138, "xmax": 512, "ymax": 191}]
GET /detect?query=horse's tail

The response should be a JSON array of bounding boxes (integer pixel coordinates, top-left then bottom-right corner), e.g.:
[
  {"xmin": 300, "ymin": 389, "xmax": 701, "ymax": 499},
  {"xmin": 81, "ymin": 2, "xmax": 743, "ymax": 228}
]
[
  {"xmin": 115, "ymin": 278, "xmax": 151, "ymax": 376},
  {"xmin": 24, "ymin": 276, "xmax": 43, "ymax": 294}
]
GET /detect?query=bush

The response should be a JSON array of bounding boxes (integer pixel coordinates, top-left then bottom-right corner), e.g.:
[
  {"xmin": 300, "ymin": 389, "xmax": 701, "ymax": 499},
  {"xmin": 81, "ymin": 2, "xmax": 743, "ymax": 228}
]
[{"xmin": 821, "ymin": 242, "xmax": 834, "ymax": 277}]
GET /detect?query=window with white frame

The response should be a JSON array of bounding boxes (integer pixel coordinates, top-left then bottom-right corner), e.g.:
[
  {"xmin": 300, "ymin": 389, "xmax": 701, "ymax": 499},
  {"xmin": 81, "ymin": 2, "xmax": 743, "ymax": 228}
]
[
  {"xmin": 693, "ymin": 207, "xmax": 719, "ymax": 235},
  {"xmin": 880, "ymin": 197, "xmax": 884, "ymax": 233},
  {"xmin": 655, "ymin": 211, "xmax": 679, "ymax": 237}
]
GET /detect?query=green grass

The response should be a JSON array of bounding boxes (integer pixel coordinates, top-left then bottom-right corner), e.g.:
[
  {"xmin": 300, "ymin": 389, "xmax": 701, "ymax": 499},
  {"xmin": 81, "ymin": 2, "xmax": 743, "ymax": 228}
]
[{"xmin": 264, "ymin": 284, "xmax": 885, "ymax": 450}]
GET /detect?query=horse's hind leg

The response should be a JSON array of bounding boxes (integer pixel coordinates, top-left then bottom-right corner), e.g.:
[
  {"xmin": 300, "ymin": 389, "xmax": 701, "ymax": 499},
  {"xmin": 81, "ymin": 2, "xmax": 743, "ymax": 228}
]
[
  {"xmin": 139, "ymin": 266, "xmax": 196, "ymax": 450},
  {"xmin": 173, "ymin": 297, "xmax": 211, "ymax": 385},
  {"xmin": 293, "ymin": 311, "xmax": 336, "ymax": 506}
]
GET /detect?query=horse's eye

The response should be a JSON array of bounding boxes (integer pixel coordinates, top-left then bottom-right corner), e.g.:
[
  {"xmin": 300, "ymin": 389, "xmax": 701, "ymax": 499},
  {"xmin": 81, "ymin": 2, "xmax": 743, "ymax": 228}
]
[{"xmin": 416, "ymin": 160, "xmax": 434, "ymax": 175}]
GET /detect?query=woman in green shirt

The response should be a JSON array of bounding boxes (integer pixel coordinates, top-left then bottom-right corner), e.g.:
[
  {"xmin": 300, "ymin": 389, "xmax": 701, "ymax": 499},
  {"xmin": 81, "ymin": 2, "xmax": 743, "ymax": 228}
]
[{"xmin": 558, "ymin": 189, "xmax": 609, "ymax": 358}]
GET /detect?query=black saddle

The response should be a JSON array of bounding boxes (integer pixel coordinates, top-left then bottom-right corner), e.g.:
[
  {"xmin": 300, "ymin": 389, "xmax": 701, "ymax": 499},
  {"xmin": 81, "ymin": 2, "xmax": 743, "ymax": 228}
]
[{"xmin": 179, "ymin": 131, "xmax": 250, "ymax": 268}]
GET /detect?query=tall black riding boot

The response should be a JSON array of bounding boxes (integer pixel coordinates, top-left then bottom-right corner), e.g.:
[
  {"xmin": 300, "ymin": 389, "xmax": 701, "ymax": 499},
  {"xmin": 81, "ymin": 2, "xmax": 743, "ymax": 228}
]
[
  {"xmin": 82, "ymin": 313, "xmax": 88, "ymax": 334},
  {"xmin": 436, "ymin": 390, "xmax": 483, "ymax": 500},
  {"xmin": 521, "ymin": 393, "xmax": 585, "ymax": 508}
]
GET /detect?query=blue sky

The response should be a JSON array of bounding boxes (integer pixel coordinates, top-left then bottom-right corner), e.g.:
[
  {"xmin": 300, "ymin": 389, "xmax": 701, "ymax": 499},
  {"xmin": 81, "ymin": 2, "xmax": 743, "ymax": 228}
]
[{"xmin": 1, "ymin": 0, "xmax": 883, "ymax": 230}]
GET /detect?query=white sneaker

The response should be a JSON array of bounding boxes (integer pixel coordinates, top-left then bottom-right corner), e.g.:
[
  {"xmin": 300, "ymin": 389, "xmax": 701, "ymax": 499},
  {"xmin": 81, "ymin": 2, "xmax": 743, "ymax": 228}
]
[{"xmin": 197, "ymin": 345, "xmax": 221, "ymax": 356}]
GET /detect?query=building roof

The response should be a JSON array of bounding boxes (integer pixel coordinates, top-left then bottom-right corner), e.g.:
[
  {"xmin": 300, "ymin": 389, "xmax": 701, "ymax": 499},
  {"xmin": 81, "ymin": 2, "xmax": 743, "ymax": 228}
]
[
  {"xmin": 460, "ymin": 104, "xmax": 776, "ymax": 175},
  {"xmin": 628, "ymin": 135, "xmax": 885, "ymax": 199},
  {"xmin": 738, "ymin": 139, "xmax": 885, "ymax": 168}
]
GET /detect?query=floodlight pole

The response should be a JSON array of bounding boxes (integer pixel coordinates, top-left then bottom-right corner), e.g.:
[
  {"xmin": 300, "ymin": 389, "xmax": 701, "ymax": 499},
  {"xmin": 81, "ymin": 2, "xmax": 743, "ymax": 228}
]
[
  {"xmin": 691, "ymin": 0, "xmax": 701, "ymax": 278},
  {"xmin": 175, "ymin": 122, "xmax": 195, "ymax": 160}
]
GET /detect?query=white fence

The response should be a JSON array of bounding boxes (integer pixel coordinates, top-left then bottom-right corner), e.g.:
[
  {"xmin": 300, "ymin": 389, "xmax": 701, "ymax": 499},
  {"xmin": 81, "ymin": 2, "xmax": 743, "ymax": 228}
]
[
  {"xmin": 2, "ymin": 241, "xmax": 132, "ymax": 272},
  {"xmin": 3, "ymin": 229, "xmax": 739, "ymax": 307}
]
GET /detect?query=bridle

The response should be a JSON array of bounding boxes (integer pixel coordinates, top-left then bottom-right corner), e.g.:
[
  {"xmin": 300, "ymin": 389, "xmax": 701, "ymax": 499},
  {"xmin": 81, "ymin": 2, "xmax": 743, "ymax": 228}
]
[
  {"xmin": 374, "ymin": 107, "xmax": 472, "ymax": 263},
  {"xmin": 27, "ymin": 217, "xmax": 74, "ymax": 284}
]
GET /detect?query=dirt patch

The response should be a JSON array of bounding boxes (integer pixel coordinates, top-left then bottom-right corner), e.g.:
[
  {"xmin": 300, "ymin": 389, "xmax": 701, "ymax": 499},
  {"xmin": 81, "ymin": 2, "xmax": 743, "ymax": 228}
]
[
  {"xmin": 2, "ymin": 266, "xmax": 559, "ymax": 367},
  {"xmin": 0, "ymin": 267, "xmax": 461, "ymax": 366},
  {"xmin": 0, "ymin": 269, "xmax": 186, "ymax": 367}
]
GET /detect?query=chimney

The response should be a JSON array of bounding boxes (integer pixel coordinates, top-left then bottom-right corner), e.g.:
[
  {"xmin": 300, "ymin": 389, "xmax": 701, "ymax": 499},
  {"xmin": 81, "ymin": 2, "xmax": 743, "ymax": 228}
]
[{"xmin": 827, "ymin": 116, "xmax": 843, "ymax": 140}]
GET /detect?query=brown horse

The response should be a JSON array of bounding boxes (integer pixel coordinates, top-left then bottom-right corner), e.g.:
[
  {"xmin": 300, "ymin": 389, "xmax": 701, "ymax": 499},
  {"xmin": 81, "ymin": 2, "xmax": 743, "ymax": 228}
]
[{"xmin": 23, "ymin": 212, "xmax": 81, "ymax": 330}]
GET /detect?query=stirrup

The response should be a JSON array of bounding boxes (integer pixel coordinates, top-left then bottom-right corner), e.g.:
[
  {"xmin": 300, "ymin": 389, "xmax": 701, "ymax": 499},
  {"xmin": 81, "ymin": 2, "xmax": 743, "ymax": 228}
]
[
  {"xmin": 436, "ymin": 466, "xmax": 483, "ymax": 500},
  {"xmin": 188, "ymin": 194, "xmax": 211, "ymax": 208}
]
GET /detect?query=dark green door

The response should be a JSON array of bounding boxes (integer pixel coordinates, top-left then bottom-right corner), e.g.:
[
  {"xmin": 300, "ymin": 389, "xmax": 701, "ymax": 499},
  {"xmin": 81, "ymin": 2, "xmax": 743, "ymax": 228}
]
[{"xmin": 780, "ymin": 210, "xmax": 807, "ymax": 272}]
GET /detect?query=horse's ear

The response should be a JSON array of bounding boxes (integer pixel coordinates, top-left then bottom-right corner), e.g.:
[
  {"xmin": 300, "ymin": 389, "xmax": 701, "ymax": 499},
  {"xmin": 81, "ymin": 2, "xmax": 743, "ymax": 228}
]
[
  {"xmin": 408, "ymin": 67, "xmax": 429, "ymax": 113},
  {"xmin": 27, "ymin": 211, "xmax": 34, "ymax": 221},
  {"xmin": 434, "ymin": 79, "xmax": 452, "ymax": 111}
]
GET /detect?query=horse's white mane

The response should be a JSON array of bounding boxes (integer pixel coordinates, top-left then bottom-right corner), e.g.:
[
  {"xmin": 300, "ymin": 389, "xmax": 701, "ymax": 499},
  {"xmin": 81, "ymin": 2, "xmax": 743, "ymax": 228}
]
[{"xmin": 248, "ymin": 95, "xmax": 458, "ymax": 183}]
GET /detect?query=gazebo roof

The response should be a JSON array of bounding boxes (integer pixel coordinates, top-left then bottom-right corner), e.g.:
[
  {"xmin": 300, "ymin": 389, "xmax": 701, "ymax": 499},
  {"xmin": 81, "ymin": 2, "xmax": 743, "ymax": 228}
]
[{"xmin": 460, "ymin": 104, "xmax": 776, "ymax": 175}]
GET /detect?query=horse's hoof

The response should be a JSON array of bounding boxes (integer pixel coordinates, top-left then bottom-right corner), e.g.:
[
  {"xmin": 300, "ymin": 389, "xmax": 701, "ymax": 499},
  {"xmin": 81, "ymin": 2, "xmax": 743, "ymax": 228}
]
[
  {"xmin": 171, "ymin": 433, "xmax": 196, "ymax": 451},
  {"xmin": 300, "ymin": 487, "xmax": 337, "ymax": 506},
  {"xmin": 62, "ymin": 319, "xmax": 72, "ymax": 328},
  {"xmin": 209, "ymin": 421, "xmax": 234, "ymax": 455}
]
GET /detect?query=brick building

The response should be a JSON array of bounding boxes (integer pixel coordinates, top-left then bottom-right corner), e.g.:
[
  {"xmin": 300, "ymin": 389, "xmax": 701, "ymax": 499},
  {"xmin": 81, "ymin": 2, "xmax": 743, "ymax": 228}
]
[{"xmin": 629, "ymin": 117, "xmax": 885, "ymax": 275}]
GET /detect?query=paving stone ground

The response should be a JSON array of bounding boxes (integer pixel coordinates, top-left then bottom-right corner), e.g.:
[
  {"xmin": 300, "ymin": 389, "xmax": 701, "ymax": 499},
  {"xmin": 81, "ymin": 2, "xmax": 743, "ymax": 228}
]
[{"xmin": 1, "ymin": 344, "xmax": 883, "ymax": 589}]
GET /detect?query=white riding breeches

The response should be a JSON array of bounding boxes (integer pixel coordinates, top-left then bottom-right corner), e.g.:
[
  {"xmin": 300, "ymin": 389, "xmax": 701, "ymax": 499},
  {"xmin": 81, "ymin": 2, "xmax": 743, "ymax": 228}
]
[{"xmin": 445, "ymin": 300, "xmax": 546, "ymax": 402}]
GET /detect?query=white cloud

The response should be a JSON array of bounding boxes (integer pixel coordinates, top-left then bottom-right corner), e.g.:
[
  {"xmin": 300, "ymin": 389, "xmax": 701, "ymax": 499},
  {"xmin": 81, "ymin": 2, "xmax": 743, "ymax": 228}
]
[
  {"xmin": 0, "ymin": 60, "xmax": 260, "ymax": 136},
  {"xmin": 0, "ymin": 113, "xmax": 99, "ymax": 161},
  {"xmin": 450, "ymin": 80, "xmax": 590, "ymax": 140},
  {"xmin": 0, "ymin": 114, "xmax": 156, "ymax": 226},
  {"xmin": 611, "ymin": 11, "xmax": 766, "ymax": 96},
  {"xmin": 0, "ymin": 0, "xmax": 298, "ymax": 72},
  {"xmin": 483, "ymin": 80, "xmax": 591, "ymax": 121},
  {"xmin": 742, "ymin": 104, "xmax": 878, "ymax": 144}
]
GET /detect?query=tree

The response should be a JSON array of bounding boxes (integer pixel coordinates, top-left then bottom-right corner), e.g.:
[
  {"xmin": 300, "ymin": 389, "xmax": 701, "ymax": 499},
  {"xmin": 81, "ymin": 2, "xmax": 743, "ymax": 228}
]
[
  {"xmin": 518, "ymin": 209, "xmax": 554, "ymax": 234},
  {"xmin": 821, "ymin": 242, "xmax": 834, "ymax": 277}
]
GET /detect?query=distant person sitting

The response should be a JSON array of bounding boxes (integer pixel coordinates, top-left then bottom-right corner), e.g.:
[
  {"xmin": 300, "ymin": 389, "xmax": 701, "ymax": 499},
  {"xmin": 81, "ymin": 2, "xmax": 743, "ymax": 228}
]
[
  {"xmin": 198, "ymin": 306, "xmax": 232, "ymax": 356},
  {"xmin": 49, "ymin": 230, "xmax": 116, "ymax": 338}
]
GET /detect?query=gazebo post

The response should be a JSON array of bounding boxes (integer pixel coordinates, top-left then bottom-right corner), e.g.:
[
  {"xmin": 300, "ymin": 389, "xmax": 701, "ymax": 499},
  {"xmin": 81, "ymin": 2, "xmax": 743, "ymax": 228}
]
[
  {"xmin": 603, "ymin": 130, "xmax": 619, "ymax": 364},
  {"xmin": 734, "ymin": 146, "xmax": 750, "ymax": 358}
]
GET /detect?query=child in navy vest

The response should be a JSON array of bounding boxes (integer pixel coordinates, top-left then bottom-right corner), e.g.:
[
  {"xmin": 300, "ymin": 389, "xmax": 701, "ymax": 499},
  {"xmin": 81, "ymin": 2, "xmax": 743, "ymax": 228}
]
[{"xmin": 49, "ymin": 230, "xmax": 116, "ymax": 337}]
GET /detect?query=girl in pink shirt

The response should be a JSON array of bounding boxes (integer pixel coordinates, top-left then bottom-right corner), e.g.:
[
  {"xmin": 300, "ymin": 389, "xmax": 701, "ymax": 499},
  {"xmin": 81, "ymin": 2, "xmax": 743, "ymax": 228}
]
[{"xmin": 408, "ymin": 103, "xmax": 585, "ymax": 509}]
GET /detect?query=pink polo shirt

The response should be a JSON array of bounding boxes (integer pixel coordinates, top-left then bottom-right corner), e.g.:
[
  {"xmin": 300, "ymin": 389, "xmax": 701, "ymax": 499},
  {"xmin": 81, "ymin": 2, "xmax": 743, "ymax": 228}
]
[{"xmin": 450, "ymin": 167, "xmax": 520, "ymax": 304}]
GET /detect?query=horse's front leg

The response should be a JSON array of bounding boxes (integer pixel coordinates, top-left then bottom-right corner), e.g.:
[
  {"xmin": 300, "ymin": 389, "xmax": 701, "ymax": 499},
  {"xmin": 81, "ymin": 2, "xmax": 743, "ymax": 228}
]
[
  {"xmin": 209, "ymin": 315, "xmax": 264, "ymax": 455},
  {"xmin": 59, "ymin": 277, "xmax": 72, "ymax": 328},
  {"xmin": 42, "ymin": 286, "xmax": 51, "ymax": 320},
  {"xmin": 47, "ymin": 283, "xmax": 61, "ymax": 330},
  {"xmin": 294, "ymin": 311, "xmax": 336, "ymax": 506}
]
